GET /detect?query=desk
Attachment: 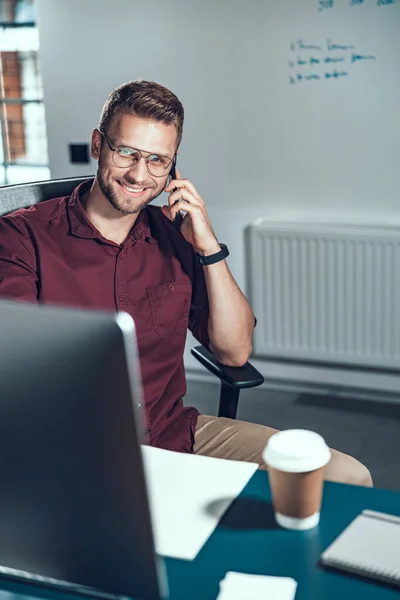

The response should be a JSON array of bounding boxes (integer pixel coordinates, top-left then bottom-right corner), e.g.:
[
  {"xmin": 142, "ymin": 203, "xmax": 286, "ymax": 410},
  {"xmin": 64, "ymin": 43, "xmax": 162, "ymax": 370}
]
[
  {"xmin": 166, "ymin": 472, "xmax": 400, "ymax": 599},
  {"xmin": 0, "ymin": 472, "xmax": 399, "ymax": 600}
]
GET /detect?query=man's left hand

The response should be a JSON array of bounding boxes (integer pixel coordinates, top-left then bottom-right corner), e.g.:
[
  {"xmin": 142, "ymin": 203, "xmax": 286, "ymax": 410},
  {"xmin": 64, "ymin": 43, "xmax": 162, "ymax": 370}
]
[{"xmin": 162, "ymin": 167, "xmax": 220, "ymax": 255}]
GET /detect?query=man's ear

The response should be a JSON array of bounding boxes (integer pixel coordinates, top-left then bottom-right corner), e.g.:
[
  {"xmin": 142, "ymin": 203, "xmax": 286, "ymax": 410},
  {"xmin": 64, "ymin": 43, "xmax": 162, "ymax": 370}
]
[{"xmin": 91, "ymin": 129, "xmax": 102, "ymax": 160}]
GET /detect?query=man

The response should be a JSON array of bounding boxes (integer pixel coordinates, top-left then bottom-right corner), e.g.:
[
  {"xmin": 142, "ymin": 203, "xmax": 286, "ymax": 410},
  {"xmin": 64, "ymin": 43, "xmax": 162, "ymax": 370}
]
[{"xmin": 0, "ymin": 80, "xmax": 372, "ymax": 486}]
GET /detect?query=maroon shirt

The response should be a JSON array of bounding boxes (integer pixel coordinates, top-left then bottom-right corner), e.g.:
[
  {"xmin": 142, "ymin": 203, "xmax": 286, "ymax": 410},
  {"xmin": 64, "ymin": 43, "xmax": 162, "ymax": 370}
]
[{"xmin": 0, "ymin": 179, "xmax": 211, "ymax": 452}]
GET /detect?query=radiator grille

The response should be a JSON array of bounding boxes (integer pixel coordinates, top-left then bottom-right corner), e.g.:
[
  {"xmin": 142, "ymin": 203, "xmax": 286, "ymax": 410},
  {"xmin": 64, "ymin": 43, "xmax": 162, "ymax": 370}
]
[{"xmin": 249, "ymin": 223, "xmax": 400, "ymax": 369}]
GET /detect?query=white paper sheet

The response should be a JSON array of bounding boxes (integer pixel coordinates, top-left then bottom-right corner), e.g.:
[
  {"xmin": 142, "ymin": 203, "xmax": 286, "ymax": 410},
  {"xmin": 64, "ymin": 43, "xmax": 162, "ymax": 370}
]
[
  {"xmin": 141, "ymin": 446, "xmax": 258, "ymax": 560},
  {"xmin": 216, "ymin": 572, "xmax": 298, "ymax": 600}
]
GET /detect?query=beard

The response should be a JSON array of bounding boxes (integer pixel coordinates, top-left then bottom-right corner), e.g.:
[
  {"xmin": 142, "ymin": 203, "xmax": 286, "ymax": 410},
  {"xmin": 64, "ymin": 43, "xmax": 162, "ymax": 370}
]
[{"xmin": 96, "ymin": 168, "xmax": 165, "ymax": 216}]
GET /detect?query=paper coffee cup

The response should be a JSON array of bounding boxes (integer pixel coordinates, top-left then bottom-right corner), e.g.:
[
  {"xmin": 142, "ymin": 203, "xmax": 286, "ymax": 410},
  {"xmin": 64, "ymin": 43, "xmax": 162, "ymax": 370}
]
[{"xmin": 263, "ymin": 429, "xmax": 331, "ymax": 530}]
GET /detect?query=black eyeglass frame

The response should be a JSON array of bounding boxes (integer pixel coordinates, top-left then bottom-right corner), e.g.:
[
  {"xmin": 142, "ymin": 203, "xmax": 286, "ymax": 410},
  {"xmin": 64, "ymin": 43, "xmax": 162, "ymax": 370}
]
[{"xmin": 99, "ymin": 129, "xmax": 176, "ymax": 177}]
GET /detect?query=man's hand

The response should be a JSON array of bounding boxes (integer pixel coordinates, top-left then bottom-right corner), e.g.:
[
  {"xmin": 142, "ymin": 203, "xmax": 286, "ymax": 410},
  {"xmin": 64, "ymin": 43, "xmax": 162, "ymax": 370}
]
[
  {"xmin": 163, "ymin": 168, "xmax": 254, "ymax": 367},
  {"xmin": 162, "ymin": 167, "xmax": 220, "ymax": 256}
]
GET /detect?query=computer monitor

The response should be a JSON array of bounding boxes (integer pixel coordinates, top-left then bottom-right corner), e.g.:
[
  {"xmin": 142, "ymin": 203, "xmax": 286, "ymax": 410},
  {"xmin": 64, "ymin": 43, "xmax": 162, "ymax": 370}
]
[{"xmin": 0, "ymin": 300, "xmax": 167, "ymax": 600}]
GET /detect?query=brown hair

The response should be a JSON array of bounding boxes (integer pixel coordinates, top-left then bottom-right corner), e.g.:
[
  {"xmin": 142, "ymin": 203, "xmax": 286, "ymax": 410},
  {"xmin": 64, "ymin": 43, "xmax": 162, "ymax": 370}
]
[{"xmin": 99, "ymin": 80, "xmax": 184, "ymax": 148}]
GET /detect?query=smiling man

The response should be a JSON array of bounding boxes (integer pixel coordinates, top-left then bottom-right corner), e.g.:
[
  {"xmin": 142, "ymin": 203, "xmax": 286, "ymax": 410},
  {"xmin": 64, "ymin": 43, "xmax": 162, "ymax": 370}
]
[{"xmin": 0, "ymin": 80, "xmax": 372, "ymax": 487}]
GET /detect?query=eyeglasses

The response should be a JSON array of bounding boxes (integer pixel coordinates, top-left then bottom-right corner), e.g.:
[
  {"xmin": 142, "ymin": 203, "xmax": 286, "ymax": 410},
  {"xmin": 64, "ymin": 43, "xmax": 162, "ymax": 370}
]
[{"xmin": 99, "ymin": 130, "xmax": 174, "ymax": 177}]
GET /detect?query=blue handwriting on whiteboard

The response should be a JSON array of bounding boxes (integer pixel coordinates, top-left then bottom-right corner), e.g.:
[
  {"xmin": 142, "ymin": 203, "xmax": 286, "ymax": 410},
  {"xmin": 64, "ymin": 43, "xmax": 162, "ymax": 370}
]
[
  {"xmin": 291, "ymin": 73, "xmax": 321, "ymax": 83},
  {"xmin": 351, "ymin": 53, "xmax": 376, "ymax": 63},
  {"xmin": 319, "ymin": 0, "xmax": 396, "ymax": 8},
  {"xmin": 291, "ymin": 40, "xmax": 323, "ymax": 51},
  {"xmin": 289, "ymin": 32, "xmax": 376, "ymax": 85},
  {"xmin": 299, "ymin": 40, "xmax": 322, "ymax": 50},
  {"xmin": 324, "ymin": 56, "xmax": 345, "ymax": 63},
  {"xmin": 325, "ymin": 70, "xmax": 349, "ymax": 79},
  {"xmin": 327, "ymin": 39, "xmax": 355, "ymax": 51},
  {"xmin": 319, "ymin": 0, "xmax": 335, "ymax": 9}
]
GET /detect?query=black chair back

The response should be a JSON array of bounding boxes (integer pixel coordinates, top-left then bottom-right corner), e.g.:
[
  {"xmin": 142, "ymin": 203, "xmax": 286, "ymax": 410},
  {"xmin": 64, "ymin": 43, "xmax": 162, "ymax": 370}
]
[{"xmin": 0, "ymin": 176, "xmax": 93, "ymax": 216}]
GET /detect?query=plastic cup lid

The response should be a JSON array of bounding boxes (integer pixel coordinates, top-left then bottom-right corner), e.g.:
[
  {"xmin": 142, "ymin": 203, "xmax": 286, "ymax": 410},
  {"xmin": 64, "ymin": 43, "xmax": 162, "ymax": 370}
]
[{"xmin": 263, "ymin": 429, "xmax": 331, "ymax": 473}]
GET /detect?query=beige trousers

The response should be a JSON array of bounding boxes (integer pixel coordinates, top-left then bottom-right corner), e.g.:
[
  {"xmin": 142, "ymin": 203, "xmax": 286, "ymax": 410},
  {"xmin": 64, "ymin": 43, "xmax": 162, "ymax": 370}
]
[{"xmin": 193, "ymin": 415, "xmax": 373, "ymax": 487}]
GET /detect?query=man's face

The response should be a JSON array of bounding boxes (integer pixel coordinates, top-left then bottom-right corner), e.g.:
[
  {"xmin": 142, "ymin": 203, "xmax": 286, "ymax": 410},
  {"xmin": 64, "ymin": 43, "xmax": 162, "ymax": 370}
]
[{"xmin": 91, "ymin": 113, "xmax": 178, "ymax": 215}]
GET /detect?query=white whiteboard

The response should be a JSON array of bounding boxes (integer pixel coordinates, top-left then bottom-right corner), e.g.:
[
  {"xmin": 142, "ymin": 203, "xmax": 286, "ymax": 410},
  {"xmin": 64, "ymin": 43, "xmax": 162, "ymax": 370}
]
[
  {"xmin": 247, "ymin": 0, "xmax": 400, "ymax": 208},
  {"xmin": 174, "ymin": 0, "xmax": 400, "ymax": 213}
]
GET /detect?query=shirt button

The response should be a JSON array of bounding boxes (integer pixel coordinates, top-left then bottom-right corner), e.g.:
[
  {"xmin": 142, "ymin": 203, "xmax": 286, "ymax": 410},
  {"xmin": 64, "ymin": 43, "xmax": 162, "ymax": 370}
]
[
  {"xmin": 137, "ymin": 403, "xmax": 142, "ymax": 408},
  {"xmin": 168, "ymin": 284, "xmax": 175, "ymax": 291},
  {"xmin": 119, "ymin": 294, "xmax": 125, "ymax": 300}
]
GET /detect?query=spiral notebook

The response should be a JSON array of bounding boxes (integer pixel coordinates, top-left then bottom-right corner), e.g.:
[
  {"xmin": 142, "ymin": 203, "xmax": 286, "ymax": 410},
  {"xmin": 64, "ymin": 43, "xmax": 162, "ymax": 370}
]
[{"xmin": 321, "ymin": 510, "xmax": 400, "ymax": 587}]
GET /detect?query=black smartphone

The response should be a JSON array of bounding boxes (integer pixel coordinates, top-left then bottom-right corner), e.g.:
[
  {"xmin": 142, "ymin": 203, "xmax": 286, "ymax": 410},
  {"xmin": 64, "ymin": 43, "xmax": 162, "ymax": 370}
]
[{"xmin": 169, "ymin": 163, "xmax": 182, "ymax": 233}]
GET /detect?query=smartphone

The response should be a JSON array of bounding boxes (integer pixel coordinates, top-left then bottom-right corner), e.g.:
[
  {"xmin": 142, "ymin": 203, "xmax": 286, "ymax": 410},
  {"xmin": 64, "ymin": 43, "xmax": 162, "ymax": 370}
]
[{"xmin": 169, "ymin": 163, "xmax": 182, "ymax": 233}]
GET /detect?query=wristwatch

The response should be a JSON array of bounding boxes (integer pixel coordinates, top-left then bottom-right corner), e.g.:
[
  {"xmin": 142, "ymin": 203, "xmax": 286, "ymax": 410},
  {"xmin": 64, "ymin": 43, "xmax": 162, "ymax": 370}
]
[{"xmin": 197, "ymin": 243, "xmax": 229, "ymax": 266}]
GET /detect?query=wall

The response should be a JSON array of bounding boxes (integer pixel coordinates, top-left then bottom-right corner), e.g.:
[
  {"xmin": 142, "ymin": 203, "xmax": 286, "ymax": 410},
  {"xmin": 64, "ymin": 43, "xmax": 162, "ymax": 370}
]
[{"xmin": 35, "ymin": 0, "xmax": 400, "ymax": 395}]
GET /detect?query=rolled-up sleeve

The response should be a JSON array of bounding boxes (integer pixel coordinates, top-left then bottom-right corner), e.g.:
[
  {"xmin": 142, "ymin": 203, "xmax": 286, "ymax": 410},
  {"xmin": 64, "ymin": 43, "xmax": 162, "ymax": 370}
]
[
  {"xmin": 0, "ymin": 215, "xmax": 38, "ymax": 302},
  {"xmin": 188, "ymin": 252, "xmax": 210, "ymax": 348}
]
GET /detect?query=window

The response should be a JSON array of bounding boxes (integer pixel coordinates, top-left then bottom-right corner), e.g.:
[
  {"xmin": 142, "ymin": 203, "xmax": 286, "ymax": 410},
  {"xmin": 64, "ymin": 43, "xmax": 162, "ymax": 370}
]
[{"xmin": 0, "ymin": 0, "xmax": 50, "ymax": 184}]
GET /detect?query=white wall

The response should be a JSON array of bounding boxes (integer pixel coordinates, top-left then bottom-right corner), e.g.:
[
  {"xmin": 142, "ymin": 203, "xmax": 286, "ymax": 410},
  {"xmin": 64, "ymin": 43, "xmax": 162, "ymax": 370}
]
[{"xmin": 35, "ymin": 0, "xmax": 400, "ymax": 395}]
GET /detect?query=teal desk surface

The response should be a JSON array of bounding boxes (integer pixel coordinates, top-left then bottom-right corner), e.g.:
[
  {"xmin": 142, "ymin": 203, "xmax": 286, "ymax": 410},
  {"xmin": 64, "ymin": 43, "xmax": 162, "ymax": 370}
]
[{"xmin": 0, "ymin": 471, "xmax": 399, "ymax": 600}]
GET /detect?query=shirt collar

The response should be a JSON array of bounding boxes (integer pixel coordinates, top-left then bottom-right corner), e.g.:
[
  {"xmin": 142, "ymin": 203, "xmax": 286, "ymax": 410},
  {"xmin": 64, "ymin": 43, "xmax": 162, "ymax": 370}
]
[{"xmin": 67, "ymin": 178, "xmax": 155, "ymax": 244}]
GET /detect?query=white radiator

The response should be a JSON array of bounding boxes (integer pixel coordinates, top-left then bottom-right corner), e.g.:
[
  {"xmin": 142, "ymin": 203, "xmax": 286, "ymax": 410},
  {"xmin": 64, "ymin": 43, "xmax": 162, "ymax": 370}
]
[{"xmin": 248, "ymin": 222, "xmax": 400, "ymax": 370}]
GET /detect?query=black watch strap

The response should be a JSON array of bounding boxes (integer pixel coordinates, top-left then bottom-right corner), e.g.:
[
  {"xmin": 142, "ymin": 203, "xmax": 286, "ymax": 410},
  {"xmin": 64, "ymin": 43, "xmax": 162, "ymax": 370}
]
[{"xmin": 197, "ymin": 243, "xmax": 229, "ymax": 266}]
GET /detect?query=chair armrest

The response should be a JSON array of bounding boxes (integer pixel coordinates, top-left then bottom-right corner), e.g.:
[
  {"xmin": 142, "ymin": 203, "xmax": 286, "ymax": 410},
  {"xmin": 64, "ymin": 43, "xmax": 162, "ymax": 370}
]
[{"xmin": 191, "ymin": 345, "xmax": 264, "ymax": 389}]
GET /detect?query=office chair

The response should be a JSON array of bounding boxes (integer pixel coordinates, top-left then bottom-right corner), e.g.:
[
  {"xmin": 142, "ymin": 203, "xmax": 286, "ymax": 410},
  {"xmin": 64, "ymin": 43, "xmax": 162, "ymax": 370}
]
[{"xmin": 0, "ymin": 176, "xmax": 264, "ymax": 419}]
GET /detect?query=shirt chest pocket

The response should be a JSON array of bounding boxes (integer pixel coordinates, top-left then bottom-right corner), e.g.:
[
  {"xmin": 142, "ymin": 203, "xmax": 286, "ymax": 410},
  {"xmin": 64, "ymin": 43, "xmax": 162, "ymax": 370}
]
[{"xmin": 147, "ymin": 283, "xmax": 192, "ymax": 339}]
